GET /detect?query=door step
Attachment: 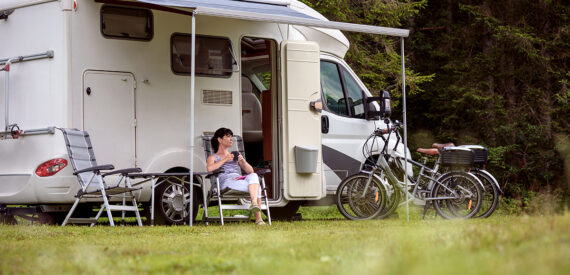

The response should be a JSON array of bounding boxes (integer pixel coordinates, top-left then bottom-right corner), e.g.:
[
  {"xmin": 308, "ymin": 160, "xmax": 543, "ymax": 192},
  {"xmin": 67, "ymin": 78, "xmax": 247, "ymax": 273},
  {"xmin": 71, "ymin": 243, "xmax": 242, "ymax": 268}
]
[{"xmin": 67, "ymin": 218, "xmax": 98, "ymax": 224}]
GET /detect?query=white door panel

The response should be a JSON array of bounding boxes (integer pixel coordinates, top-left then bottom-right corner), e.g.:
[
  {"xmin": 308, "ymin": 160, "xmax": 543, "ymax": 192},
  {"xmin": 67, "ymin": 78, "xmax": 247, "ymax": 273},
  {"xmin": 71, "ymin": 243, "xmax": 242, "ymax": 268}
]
[
  {"xmin": 281, "ymin": 41, "xmax": 324, "ymax": 200},
  {"xmin": 83, "ymin": 71, "xmax": 136, "ymax": 168}
]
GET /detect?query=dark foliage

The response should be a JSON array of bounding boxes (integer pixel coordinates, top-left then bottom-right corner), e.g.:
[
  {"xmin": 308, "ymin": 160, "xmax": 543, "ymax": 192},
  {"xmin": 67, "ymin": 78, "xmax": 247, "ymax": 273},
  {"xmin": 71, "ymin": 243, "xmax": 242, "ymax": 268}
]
[{"xmin": 302, "ymin": 0, "xmax": 569, "ymax": 202}]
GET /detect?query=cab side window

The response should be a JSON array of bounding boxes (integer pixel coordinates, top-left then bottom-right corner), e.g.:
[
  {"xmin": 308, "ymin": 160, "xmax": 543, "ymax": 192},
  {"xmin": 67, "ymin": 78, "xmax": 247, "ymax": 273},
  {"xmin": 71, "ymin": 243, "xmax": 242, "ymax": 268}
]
[
  {"xmin": 320, "ymin": 61, "xmax": 348, "ymax": 116},
  {"xmin": 341, "ymin": 68, "xmax": 365, "ymax": 118},
  {"xmin": 320, "ymin": 60, "xmax": 366, "ymax": 118}
]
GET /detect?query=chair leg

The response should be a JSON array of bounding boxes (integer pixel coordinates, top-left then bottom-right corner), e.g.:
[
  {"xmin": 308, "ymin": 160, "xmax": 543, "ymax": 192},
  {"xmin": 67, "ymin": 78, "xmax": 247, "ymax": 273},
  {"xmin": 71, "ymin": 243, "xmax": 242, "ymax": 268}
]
[
  {"xmin": 100, "ymin": 189, "xmax": 115, "ymax": 226},
  {"xmin": 126, "ymin": 178, "xmax": 143, "ymax": 227},
  {"xmin": 216, "ymin": 179, "xmax": 224, "ymax": 226},
  {"xmin": 202, "ymin": 186, "xmax": 209, "ymax": 226},
  {"xmin": 121, "ymin": 192, "xmax": 127, "ymax": 226},
  {"xmin": 261, "ymin": 177, "xmax": 271, "ymax": 225},
  {"xmin": 132, "ymin": 196, "xmax": 143, "ymax": 227},
  {"xmin": 61, "ymin": 198, "xmax": 81, "ymax": 226},
  {"xmin": 91, "ymin": 203, "xmax": 106, "ymax": 227}
]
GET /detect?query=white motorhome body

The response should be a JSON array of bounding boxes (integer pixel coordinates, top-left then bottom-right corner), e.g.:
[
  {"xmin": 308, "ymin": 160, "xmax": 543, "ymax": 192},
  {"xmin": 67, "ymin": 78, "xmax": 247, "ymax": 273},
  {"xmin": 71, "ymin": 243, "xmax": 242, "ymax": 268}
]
[{"xmin": 0, "ymin": 0, "xmax": 409, "ymax": 223}]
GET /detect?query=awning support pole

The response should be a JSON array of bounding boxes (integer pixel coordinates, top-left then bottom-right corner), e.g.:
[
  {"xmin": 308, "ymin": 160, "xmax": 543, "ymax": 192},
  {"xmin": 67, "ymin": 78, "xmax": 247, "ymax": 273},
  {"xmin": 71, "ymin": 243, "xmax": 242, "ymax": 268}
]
[
  {"xmin": 401, "ymin": 37, "xmax": 409, "ymax": 222},
  {"xmin": 189, "ymin": 10, "xmax": 196, "ymax": 227}
]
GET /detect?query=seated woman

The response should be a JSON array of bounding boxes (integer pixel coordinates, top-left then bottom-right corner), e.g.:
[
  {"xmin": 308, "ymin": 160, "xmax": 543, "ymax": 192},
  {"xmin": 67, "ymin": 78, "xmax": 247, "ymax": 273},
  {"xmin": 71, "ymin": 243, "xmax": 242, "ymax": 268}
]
[{"xmin": 206, "ymin": 127, "xmax": 265, "ymax": 225}]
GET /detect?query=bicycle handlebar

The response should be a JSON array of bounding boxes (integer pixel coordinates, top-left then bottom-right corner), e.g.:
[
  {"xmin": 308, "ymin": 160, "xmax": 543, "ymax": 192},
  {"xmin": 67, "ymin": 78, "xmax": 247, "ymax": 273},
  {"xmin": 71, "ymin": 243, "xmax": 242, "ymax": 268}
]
[
  {"xmin": 362, "ymin": 120, "xmax": 405, "ymax": 161},
  {"xmin": 374, "ymin": 120, "xmax": 403, "ymax": 136}
]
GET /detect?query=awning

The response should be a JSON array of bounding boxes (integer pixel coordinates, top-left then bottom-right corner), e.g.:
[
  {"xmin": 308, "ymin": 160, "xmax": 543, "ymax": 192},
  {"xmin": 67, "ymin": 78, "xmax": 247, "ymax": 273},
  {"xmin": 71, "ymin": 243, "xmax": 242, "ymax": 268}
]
[
  {"xmin": 133, "ymin": 0, "xmax": 412, "ymax": 225},
  {"xmin": 136, "ymin": 0, "xmax": 409, "ymax": 37}
]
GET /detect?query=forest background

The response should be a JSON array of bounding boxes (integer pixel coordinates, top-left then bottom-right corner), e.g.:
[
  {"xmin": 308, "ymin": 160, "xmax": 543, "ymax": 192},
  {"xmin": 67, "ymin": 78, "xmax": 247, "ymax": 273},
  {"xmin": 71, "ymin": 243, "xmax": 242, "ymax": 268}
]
[{"xmin": 301, "ymin": 0, "xmax": 569, "ymax": 212}]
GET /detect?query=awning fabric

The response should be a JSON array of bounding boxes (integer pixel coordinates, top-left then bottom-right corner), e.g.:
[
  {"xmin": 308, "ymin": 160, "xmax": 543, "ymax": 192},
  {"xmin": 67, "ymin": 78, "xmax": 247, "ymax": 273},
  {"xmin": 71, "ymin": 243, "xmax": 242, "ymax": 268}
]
[{"xmin": 136, "ymin": 0, "xmax": 409, "ymax": 37}]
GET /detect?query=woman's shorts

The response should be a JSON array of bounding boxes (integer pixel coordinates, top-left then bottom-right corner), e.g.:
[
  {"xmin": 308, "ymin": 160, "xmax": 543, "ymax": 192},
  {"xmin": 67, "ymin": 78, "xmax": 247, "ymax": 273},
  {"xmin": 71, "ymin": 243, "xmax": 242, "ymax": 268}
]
[{"xmin": 220, "ymin": 173, "xmax": 261, "ymax": 197}]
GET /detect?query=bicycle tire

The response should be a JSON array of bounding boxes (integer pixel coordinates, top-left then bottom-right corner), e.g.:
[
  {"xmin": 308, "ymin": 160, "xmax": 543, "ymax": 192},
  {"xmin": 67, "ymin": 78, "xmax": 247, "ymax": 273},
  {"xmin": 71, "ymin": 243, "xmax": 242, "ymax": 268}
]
[
  {"xmin": 371, "ymin": 170, "xmax": 401, "ymax": 219},
  {"xmin": 336, "ymin": 173, "xmax": 387, "ymax": 220},
  {"xmin": 431, "ymin": 172, "xmax": 483, "ymax": 219},
  {"xmin": 472, "ymin": 170, "xmax": 500, "ymax": 218}
]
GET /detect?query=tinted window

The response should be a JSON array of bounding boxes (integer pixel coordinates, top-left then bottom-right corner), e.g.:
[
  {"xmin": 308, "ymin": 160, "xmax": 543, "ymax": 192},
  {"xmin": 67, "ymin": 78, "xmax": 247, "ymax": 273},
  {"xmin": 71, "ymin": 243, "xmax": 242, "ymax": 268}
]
[
  {"xmin": 101, "ymin": 6, "xmax": 153, "ymax": 41},
  {"xmin": 320, "ymin": 61, "xmax": 348, "ymax": 116},
  {"xmin": 171, "ymin": 34, "xmax": 234, "ymax": 77},
  {"xmin": 341, "ymin": 68, "xmax": 365, "ymax": 118}
]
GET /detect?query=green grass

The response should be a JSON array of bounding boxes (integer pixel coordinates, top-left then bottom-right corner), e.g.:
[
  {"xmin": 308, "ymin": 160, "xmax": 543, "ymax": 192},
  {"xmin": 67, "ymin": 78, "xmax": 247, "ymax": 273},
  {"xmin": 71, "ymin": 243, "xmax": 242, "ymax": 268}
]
[{"xmin": 1, "ymin": 207, "xmax": 569, "ymax": 275}]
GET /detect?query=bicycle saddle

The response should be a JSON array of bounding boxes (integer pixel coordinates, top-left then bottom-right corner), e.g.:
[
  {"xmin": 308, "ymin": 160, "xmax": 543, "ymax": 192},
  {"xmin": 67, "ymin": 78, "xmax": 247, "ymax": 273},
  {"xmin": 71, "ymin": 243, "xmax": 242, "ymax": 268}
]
[
  {"xmin": 417, "ymin": 148, "xmax": 439, "ymax": 155},
  {"xmin": 431, "ymin": 142, "xmax": 455, "ymax": 150}
]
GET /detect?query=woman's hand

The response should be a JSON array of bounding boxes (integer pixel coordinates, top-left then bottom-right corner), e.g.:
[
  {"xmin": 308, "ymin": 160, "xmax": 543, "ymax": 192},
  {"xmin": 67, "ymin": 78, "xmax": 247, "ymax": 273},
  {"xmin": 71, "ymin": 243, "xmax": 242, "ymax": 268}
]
[
  {"xmin": 237, "ymin": 153, "xmax": 245, "ymax": 163},
  {"xmin": 237, "ymin": 153, "xmax": 254, "ymax": 174},
  {"xmin": 222, "ymin": 153, "xmax": 233, "ymax": 163}
]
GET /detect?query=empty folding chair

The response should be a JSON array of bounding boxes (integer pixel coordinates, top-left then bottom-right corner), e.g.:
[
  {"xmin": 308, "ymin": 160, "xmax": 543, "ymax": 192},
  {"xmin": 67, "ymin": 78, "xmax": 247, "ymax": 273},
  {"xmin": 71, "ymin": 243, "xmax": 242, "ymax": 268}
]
[
  {"xmin": 60, "ymin": 128, "xmax": 143, "ymax": 226},
  {"xmin": 201, "ymin": 134, "xmax": 271, "ymax": 225}
]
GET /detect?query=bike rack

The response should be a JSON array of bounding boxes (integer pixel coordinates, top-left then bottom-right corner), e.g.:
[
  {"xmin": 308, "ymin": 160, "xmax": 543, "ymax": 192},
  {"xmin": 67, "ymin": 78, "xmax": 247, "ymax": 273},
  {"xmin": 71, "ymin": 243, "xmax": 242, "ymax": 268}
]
[
  {"xmin": 1, "ymin": 51, "xmax": 55, "ymax": 139},
  {"xmin": 0, "ymin": 126, "xmax": 56, "ymax": 140}
]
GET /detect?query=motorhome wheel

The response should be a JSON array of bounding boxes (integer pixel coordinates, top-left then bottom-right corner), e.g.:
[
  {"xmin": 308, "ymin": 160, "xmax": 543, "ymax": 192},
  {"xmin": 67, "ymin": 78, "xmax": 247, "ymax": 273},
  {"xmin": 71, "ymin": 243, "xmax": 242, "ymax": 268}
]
[
  {"xmin": 0, "ymin": 214, "xmax": 17, "ymax": 225},
  {"xmin": 266, "ymin": 201, "xmax": 301, "ymax": 220},
  {"xmin": 152, "ymin": 176, "xmax": 200, "ymax": 225}
]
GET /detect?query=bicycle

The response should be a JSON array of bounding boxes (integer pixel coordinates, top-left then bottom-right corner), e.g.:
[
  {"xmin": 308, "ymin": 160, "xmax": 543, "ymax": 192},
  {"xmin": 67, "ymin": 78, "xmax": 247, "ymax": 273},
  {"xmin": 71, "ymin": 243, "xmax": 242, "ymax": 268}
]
[
  {"xmin": 336, "ymin": 120, "xmax": 484, "ymax": 220},
  {"xmin": 432, "ymin": 143, "xmax": 501, "ymax": 218}
]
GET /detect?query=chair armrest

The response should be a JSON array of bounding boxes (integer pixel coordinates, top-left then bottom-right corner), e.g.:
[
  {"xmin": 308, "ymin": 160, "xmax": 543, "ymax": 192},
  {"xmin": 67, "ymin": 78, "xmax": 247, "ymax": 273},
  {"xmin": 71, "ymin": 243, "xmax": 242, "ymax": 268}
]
[
  {"xmin": 73, "ymin": 164, "xmax": 115, "ymax": 175},
  {"xmin": 205, "ymin": 168, "xmax": 224, "ymax": 179},
  {"xmin": 255, "ymin": 169, "xmax": 271, "ymax": 176},
  {"xmin": 102, "ymin": 167, "xmax": 142, "ymax": 177}
]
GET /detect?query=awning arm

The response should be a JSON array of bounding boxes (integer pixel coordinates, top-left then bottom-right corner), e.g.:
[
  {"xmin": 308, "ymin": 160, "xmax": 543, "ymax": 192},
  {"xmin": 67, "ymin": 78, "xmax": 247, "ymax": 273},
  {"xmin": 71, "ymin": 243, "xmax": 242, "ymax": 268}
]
[
  {"xmin": 189, "ymin": 10, "xmax": 196, "ymax": 227},
  {"xmin": 401, "ymin": 37, "xmax": 409, "ymax": 221}
]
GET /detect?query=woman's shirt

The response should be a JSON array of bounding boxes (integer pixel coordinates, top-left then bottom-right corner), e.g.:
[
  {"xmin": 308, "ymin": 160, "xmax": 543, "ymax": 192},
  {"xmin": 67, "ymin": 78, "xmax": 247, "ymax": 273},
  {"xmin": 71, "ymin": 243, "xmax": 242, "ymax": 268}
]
[{"xmin": 213, "ymin": 153, "xmax": 241, "ymax": 184}]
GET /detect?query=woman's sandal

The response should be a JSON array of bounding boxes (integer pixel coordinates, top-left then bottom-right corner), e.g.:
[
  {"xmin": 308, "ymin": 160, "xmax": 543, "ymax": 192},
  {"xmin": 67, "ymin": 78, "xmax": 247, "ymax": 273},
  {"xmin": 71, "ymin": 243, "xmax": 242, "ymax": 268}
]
[
  {"xmin": 255, "ymin": 220, "xmax": 266, "ymax": 226},
  {"xmin": 249, "ymin": 204, "xmax": 261, "ymax": 213}
]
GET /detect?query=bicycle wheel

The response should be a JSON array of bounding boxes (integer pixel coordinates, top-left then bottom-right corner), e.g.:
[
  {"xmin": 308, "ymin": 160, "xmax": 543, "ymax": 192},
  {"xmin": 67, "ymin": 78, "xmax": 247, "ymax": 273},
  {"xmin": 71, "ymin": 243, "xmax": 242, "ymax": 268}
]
[
  {"xmin": 472, "ymin": 170, "xmax": 500, "ymax": 218},
  {"xmin": 336, "ymin": 173, "xmax": 387, "ymax": 220},
  {"xmin": 431, "ymin": 172, "xmax": 482, "ymax": 219},
  {"xmin": 371, "ymin": 171, "xmax": 401, "ymax": 219}
]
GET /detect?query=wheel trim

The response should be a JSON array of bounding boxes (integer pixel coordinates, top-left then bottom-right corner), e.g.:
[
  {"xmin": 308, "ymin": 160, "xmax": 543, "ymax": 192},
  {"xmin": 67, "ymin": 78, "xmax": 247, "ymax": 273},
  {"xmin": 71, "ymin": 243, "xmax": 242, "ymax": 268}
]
[{"xmin": 161, "ymin": 184, "xmax": 190, "ymax": 222}]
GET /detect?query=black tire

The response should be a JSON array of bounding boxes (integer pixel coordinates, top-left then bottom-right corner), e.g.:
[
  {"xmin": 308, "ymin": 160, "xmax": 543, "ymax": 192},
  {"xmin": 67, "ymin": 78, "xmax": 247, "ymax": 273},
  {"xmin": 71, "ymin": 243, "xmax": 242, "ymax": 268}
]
[
  {"xmin": 38, "ymin": 212, "xmax": 65, "ymax": 225},
  {"xmin": 374, "ymin": 181, "xmax": 401, "ymax": 219},
  {"xmin": 267, "ymin": 201, "xmax": 301, "ymax": 220},
  {"xmin": 0, "ymin": 214, "xmax": 17, "ymax": 225},
  {"xmin": 336, "ymin": 173, "xmax": 386, "ymax": 220},
  {"xmin": 472, "ymin": 170, "xmax": 500, "ymax": 218},
  {"xmin": 431, "ymin": 172, "xmax": 483, "ymax": 219},
  {"xmin": 153, "ymin": 176, "xmax": 200, "ymax": 225}
]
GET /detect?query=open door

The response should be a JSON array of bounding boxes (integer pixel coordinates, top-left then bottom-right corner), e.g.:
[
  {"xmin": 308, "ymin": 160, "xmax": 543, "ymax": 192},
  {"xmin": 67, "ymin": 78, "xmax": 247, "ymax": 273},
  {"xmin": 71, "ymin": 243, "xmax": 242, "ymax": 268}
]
[{"xmin": 280, "ymin": 41, "xmax": 324, "ymax": 200}]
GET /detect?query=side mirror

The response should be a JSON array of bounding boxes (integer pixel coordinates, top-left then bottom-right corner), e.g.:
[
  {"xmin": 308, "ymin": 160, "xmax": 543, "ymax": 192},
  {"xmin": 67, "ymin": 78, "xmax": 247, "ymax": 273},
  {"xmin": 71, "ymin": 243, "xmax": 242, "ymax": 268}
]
[{"xmin": 363, "ymin": 90, "xmax": 391, "ymax": 120}]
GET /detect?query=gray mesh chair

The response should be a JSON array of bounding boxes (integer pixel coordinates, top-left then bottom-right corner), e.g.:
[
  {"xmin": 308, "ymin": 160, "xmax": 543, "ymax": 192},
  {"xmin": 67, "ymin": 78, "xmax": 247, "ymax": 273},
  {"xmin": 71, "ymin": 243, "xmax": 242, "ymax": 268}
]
[
  {"xmin": 201, "ymin": 135, "xmax": 271, "ymax": 225},
  {"xmin": 60, "ymin": 128, "xmax": 143, "ymax": 226}
]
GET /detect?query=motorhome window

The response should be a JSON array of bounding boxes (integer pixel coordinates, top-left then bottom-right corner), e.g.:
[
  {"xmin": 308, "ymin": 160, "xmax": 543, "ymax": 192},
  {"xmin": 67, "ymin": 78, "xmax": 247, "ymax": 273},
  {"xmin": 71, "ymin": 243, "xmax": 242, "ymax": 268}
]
[
  {"xmin": 171, "ymin": 34, "xmax": 233, "ymax": 77},
  {"xmin": 341, "ymin": 68, "xmax": 365, "ymax": 118},
  {"xmin": 320, "ymin": 61, "xmax": 348, "ymax": 116},
  {"xmin": 100, "ymin": 6, "xmax": 153, "ymax": 41}
]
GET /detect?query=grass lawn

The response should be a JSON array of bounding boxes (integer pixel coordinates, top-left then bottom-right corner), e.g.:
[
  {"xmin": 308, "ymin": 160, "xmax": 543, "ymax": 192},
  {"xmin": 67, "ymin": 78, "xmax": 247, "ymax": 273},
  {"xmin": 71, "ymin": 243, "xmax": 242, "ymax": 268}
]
[{"xmin": 1, "ymin": 206, "xmax": 569, "ymax": 275}]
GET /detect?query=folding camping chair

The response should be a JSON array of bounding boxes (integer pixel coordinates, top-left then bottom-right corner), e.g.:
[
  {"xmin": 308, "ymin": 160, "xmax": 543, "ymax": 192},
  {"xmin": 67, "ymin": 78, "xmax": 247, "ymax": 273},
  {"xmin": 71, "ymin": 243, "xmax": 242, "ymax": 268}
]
[
  {"xmin": 60, "ymin": 128, "xmax": 143, "ymax": 226},
  {"xmin": 201, "ymin": 135, "xmax": 271, "ymax": 225}
]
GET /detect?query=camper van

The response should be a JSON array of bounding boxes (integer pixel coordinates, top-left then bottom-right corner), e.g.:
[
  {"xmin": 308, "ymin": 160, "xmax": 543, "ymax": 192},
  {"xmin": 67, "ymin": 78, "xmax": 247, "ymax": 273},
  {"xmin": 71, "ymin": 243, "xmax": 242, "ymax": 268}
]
[{"xmin": 0, "ymin": 0, "xmax": 409, "ymax": 224}]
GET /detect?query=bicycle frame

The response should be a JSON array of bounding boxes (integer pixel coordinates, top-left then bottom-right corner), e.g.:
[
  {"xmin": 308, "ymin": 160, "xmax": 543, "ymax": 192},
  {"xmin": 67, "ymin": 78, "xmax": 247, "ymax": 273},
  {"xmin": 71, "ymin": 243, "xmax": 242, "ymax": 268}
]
[{"xmin": 360, "ymin": 122, "xmax": 482, "ymax": 206}]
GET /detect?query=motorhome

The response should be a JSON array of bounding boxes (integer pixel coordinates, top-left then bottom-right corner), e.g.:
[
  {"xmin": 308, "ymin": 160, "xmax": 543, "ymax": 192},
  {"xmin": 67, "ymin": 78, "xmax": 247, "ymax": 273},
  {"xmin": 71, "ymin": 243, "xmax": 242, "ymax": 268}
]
[{"xmin": 0, "ymin": 0, "xmax": 409, "ymax": 224}]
